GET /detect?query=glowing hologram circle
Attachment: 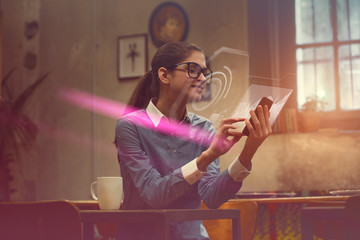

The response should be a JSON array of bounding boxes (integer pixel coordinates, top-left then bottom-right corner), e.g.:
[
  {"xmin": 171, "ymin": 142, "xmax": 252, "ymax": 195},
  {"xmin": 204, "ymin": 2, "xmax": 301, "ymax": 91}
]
[
  {"xmin": 190, "ymin": 66, "xmax": 233, "ymax": 111},
  {"xmin": 222, "ymin": 66, "xmax": 232, "ymax": 99},
  {"xmin": 191, "ymin": 77, "xmax": 223, "ymax": 112}
]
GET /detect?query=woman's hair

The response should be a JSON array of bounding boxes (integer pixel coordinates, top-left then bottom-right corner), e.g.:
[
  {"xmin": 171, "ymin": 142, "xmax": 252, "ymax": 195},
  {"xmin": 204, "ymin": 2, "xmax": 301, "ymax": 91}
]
[{"xmin": 127, "ymin": 41, "xmax": 203, "ymax": 110}]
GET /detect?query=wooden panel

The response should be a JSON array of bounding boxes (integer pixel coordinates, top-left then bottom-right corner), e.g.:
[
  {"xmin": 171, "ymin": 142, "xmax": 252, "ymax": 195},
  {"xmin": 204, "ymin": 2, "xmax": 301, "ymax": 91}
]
[
  {"xmin": 0, "ymin": 10, "xmax": 2, "ymax": 92},
  {"xmin": 201, "ymin": 200, "xmax": 258, "ymax": 240}
]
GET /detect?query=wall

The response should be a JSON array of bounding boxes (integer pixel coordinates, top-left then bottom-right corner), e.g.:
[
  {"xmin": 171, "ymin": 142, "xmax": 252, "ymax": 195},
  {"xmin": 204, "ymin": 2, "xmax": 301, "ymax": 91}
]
[
  {"xmin": 239, "ymin": 132, "xmax": 360, "ymax": 192},
  {"xmin": 2, "ymin": 0, "xmax": 248, "ymax": 201},
  {"xmin": 2, "ymin": 0, "xmax": 96, "ymax": 201},
  {"xmin": 2, "ymin": 0, "xmax": 359, "ymax": 201}
]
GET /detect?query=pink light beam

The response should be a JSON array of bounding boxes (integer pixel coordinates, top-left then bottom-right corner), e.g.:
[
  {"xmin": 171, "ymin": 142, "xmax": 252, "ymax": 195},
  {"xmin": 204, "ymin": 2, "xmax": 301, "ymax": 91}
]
[{"xmin": 57, "ymin": 88, "xmax": 214, "ymax": 147}]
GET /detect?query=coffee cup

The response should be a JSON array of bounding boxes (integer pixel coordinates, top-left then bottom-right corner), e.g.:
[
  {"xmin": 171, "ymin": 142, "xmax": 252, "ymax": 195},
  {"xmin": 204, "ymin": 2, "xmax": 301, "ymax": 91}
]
[{"xmin": 90, "ymin": 176, "xmax": 123, "ymax": 210}]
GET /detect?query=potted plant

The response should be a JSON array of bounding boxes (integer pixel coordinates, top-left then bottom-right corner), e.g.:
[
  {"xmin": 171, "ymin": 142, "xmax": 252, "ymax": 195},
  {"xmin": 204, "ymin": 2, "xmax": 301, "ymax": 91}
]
[
  {"xmin": 299, "ymin": 96, "xmax": 326, "ymax": 132},
  {"xmin": 0, "ymin": 69, "xmax": 48, "ymax": 201}
]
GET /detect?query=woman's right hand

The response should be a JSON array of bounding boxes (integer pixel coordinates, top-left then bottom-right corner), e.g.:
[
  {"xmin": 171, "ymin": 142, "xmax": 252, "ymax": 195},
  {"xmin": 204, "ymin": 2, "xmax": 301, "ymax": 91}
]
[
  {"xmin": 206, "ymin": 117, "xmax": 245, "ymax": 159},
  {"xmin": 197, "ymin": 117, "xmax": 245, "ymax": 171}
]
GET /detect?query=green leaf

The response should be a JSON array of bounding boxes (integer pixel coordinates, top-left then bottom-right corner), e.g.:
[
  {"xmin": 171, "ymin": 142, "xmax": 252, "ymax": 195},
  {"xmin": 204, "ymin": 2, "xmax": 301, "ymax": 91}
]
[
  {"xmin": 1, "ymin": 68, "xmax": 15, "ymax": 88},
  {"xmin": 12, "ymin": 72, "xmax": 49, "ymax": 112}
]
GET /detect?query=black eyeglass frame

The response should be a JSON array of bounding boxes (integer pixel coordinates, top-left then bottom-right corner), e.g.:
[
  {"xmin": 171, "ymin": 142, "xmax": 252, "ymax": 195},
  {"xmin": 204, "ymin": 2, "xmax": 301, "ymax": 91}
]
[{"xmin": 166, "ymin": 62, "xmax": 213, "ymax": 84}]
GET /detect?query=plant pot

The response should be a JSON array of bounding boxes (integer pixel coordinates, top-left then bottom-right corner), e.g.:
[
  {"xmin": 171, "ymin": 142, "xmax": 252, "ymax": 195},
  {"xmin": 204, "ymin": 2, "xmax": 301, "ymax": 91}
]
[{"xmin": 299, "ymin": 112, "xmax": 322, "ymax": 132}]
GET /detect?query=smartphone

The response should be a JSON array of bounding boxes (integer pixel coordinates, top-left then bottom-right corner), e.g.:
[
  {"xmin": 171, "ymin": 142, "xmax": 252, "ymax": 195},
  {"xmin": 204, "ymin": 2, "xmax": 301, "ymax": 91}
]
[{"xmin": 242, "ymin": 97, "xmax": 273, "ymax": 136}]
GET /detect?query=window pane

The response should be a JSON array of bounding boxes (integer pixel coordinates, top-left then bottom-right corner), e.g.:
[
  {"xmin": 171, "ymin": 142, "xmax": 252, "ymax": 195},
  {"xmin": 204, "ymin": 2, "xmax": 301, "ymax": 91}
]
[
  {"xmin": 314, "ymin": 0, "xmax": 332, "ymax": 42},
  {"xmin": 296, "ymin": 0, "xmax": 314, "ymax": 44},
  {"xmin": 315, "ymin": 47, "xmax": 336, "ymax": 111},
  {"xmin": 338, "ymin": 44, "xmax": 360, "ymax": 110},
  {"xmin": 296, "ymin": 0, "xmax": 332, "ymax": 44},
  {"xmin": 297, "ymin": 49, "xmax": 316, "ymax": 108},
  {"xmin": 297, "ymin": 47, "xmax": 335, "ymax": 111},
  {"xmin": 337, "ymin": 0, "xmax": 360, "ymax": 41}
]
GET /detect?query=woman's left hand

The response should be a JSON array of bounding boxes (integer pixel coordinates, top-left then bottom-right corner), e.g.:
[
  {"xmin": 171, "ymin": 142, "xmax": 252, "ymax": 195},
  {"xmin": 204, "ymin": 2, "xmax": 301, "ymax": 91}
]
[{"xmin": 244, "ymin": 105, "xmax": 272, "ymax": 148}]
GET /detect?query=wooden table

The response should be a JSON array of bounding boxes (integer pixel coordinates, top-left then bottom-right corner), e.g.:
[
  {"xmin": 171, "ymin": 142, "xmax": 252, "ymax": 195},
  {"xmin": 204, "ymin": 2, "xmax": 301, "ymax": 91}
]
[
  {"xmin": 74, "ymin": 196, "xmax": 350, "ymax": 240},
  {"xmin": 80, "ymin": 209, "xmax": 241, "ymax": 240},
  {"xmin": 230, "ymin": 195, "xmax": 349, "ymax": 205}
]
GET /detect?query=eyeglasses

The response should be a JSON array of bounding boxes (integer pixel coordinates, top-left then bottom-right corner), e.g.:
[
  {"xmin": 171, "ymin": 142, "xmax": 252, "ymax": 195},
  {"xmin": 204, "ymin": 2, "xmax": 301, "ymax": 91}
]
[{"xmin": 167, "ymin": 62, "xmax": 213, "ymax": 84}]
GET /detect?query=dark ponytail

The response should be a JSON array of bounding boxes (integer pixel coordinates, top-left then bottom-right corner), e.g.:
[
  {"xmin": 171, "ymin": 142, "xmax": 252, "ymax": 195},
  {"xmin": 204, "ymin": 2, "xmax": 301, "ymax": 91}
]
[
  {"xmin": 127, "ymin": 70, "xmax": 159, "ymax": 110},
  {"xmin": 126, "ymin": 42, "xmax": 203, "ymax": 112}
]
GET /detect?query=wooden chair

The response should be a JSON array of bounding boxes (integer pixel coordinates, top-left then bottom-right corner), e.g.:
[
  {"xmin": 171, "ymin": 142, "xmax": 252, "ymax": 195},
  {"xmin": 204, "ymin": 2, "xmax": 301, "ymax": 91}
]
[
  {"xmin": 301, "ymin": 195, "xmax": 360, "ymax": 240},
  {"xmin": 345, "ymin": 195, "xmax": 360, "ymax": 240},
  {"xmin": 0, "ymin": 200, "xmax": 82, "ymax": 240},
  {"xmin": 201, "ymin": 200, "xmax": 258, "ymax": 240}
]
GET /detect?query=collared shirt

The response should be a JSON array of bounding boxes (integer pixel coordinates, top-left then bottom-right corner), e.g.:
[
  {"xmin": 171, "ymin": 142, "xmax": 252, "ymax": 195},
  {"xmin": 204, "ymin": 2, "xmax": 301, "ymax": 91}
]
[
  {"xmin": 115, "ymin": 100, "xmax": 251, "ymax": 240},
  {"xmin": 146, "ymin": 100, "xmax": 251, "ymax": 184}
]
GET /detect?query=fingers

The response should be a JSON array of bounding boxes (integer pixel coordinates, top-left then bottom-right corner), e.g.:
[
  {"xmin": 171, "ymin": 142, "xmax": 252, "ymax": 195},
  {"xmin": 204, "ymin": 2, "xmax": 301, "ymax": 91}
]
[
  {"xmin": 265, "ymin": 107, "xmax": 272, "ymax": 134},
  {"xmin": 219, "ymin": 123, "xmax": 237, "ymax": 135},
  {"xmin": 244, "ymin": 118, "xmax": 255, "ymax": 136},
  {"xmin": 220, "ymin": 117, "xmax": 245, "ymax": 126},
  {"xmin": 218, "ymin": 117, "xmax": 245, "ymax": 137},
  {"xmin": 257, "ymin": 106, "xmax": 267, "ymax": 137},
  {"xmin": 228, "ymin": 128, "xmax": 244, "ymax": 137},
  {"xmin": 247, "ymin": 105, "xmax": 272, "ymax": 137},
  {"xmin": 248, "ymin": 109, "xmax": 260, "ymax": 137},
  {"xmin": 210, "ymin": 123, "xmax": 242, "ymax": 157},
  {"xmin": 262, "ymin": 105, "xmax": 272, "ymax": 135}
]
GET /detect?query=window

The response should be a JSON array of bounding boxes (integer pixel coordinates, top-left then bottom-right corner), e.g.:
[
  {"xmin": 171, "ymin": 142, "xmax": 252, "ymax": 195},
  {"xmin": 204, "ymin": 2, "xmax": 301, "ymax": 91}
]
[{"xmin": 295, "ymin": 0, "xmax": 360, "ymax": 112}]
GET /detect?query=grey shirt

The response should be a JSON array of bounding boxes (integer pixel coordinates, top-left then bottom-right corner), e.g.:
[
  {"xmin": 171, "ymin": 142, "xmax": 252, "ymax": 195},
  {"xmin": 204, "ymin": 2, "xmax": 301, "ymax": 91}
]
[{"xmin": 115, "ymin": 105, "xmax": 244, "ymax": 239}]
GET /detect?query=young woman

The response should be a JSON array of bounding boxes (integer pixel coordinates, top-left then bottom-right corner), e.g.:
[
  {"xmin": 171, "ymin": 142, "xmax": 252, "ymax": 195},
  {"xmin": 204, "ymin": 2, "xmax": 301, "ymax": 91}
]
[{"xmin": 115, "ymin": 41, "xmax": 271, "ymax": 240}]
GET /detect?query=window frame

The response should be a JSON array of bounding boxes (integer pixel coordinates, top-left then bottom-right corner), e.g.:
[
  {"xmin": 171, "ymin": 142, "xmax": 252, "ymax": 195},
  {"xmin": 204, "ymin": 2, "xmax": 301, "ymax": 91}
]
[
  {"xmin": 248, "ymin": 0, "xmax": 360, "ymax": 131},
  {"xmin": 295, "ymin": 0, "xmax": 360, "ymax": 129}
]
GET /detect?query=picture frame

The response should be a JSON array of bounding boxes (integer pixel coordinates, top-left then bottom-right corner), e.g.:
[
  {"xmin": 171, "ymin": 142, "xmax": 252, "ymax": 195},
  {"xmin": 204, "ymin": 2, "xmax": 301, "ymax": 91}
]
[
  {"xmin": 117, "ymin": 34, "xmax": 148, "ymax": 80},
  {"xmin": 149, "ymin": 2, "xmax": 189, "ymax": 48}
]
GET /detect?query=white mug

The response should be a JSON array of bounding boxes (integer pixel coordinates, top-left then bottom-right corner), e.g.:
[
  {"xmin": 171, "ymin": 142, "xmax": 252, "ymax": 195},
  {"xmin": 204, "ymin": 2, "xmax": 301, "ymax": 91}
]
[{"xmin": 90, "ymin": 176, "xmax": 123, "ymax": 210}]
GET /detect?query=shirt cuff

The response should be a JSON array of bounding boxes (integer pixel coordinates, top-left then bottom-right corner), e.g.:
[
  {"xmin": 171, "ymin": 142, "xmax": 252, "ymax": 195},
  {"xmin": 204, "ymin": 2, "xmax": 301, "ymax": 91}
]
[
  {"xmin": 228, "ymin": 157, "xmax": 252, "ymax": 182},
  {"xmin": 181, "ymin": 158, "xmax": 206, "ymax": 185}
]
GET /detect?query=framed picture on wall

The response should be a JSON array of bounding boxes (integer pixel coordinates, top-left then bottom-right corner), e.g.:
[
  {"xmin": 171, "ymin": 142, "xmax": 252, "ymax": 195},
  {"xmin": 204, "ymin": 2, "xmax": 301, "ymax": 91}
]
[
  {"xmin": 117, "ymin": 34, "xmax": 148, "ymax": 80},
  {"xmin": 149, "ymin": 2, "xmax": 189, "ymax": 48}
]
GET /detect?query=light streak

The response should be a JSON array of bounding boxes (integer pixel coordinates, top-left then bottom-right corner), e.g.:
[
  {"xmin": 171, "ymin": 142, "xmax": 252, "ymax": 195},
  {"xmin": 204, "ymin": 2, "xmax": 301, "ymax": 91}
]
[{"xmin": 57, "ymin": 88, "xmax": 217, "ymax": 148}]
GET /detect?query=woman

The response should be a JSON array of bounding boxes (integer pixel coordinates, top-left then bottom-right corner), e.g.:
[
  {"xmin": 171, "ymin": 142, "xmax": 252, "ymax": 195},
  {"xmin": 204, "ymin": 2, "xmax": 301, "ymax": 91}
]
[{"xmin": 115, "ymin": 42, "xmax": 271, "ymax": 240}]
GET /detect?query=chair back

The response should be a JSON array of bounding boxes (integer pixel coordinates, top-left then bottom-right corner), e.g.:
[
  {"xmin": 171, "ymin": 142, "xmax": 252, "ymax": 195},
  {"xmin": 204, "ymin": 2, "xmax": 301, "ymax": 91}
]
[
  {"xmin": 0, "ymin": 200, "xmax": 82, "ymax": 240},
  {"xmin": 345, "ymin": 195, "xmax": 360, "ymax": 240},
  {"xmin": 201, "ymin": 200, "xmax": 258, "ymax": 240}
]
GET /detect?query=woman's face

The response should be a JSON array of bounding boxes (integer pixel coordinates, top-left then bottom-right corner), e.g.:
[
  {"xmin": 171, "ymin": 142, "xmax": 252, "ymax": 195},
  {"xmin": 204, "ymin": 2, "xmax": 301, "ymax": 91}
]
[{"xmin": 168, "ymin": 51, "xmax": 208, "ymax": 103}]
